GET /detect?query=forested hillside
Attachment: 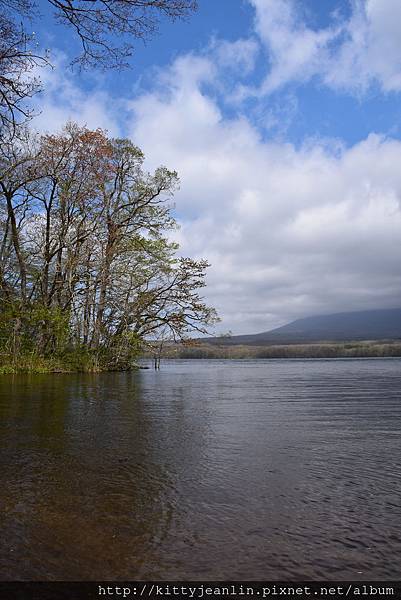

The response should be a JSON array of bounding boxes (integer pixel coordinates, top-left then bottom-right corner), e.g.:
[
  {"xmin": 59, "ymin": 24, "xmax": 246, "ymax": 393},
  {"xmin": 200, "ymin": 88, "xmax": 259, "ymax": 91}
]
[{"xmin": 208, "ymin": 308, "xmax": 401, "ymax": 346}]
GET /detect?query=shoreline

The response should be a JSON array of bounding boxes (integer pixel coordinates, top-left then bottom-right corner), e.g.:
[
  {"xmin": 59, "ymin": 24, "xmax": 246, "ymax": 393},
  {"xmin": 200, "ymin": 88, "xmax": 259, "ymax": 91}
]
[{"xmin": 2, "ymin": 340, "xmax": 401, "ymax": 374}]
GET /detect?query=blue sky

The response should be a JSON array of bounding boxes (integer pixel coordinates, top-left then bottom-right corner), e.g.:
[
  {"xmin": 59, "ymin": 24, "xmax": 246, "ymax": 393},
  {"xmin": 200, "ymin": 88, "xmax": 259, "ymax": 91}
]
[
  {"xmin": 35, "ymin": 0, "xmax": 401, "ymax": 145},
  {"xmin": 31, "ymin": 0, "xmax": 401, "ymax": 334}
]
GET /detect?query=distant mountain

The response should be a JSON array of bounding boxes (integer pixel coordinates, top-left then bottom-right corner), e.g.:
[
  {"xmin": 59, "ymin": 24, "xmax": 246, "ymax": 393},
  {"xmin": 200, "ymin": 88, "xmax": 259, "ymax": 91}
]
[{"xmin": 208, "ymin": 308, "xmax": 401, "ymax": 345}]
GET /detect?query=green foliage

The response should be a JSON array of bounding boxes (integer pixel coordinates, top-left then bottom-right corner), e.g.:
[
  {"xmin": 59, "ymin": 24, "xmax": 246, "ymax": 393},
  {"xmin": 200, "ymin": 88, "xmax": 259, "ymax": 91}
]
[
  {"xmin": 0, "ymin": 352, "xmax": 72, "ymax": 374},
  {"xmin": 0, "ymin": 302, "xmax": 70, "ymax": 355},
  {"xmin": 0, "ymin": 123, "xmax": 217, "ymax": 373}
]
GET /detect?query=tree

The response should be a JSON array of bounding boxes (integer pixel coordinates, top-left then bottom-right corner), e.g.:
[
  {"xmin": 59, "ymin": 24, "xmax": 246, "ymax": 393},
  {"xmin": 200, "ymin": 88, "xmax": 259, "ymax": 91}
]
[
  {"xmin": 46, "ymin": 0, "xmax": 198, "ymax": 69},
  {"xmin": 0, "ymin": 123, "xmax": 218, "ymax": 370},
  {"xmin": 0, "ymin": 6, "xmax": 47, "ymax": 134},
  {"xmin": 0, "ymin": 0, "xmax": 197, "ymax": 132}
]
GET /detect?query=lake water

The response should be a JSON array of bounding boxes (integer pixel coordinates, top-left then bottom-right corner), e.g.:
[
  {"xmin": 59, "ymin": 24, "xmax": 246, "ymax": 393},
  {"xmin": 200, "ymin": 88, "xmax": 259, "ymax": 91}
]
[{"xmin": 0, "ymin": 359, "xmax": 401, "ymax": 580}]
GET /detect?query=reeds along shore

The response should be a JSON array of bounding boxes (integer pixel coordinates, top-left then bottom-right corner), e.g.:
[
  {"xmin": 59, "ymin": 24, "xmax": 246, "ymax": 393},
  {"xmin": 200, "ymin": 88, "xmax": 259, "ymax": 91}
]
[{"xmin": 157, "ymin": 340, "xmax": 401, "ymax": 359}]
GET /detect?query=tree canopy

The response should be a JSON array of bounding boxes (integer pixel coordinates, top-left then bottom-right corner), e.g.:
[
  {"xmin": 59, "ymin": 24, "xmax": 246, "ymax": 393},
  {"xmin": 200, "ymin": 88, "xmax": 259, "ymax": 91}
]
[{"xmin": 0, "ymin": 123, "xmax": 218, "ymax": 371}]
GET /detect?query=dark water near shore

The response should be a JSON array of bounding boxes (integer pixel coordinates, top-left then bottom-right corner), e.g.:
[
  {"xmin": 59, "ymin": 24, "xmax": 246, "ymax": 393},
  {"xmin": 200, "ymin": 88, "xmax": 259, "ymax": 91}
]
[{"xmin": 1, "ymin": 359, "xmax": 401, "ymax": 580}]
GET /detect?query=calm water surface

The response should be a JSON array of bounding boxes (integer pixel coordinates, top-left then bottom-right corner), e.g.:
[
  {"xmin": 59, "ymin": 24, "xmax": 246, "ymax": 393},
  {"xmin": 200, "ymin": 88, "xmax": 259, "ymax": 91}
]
[{"xmin": 0, "ymin": 359, "xmax": 401, "ymax": 580}]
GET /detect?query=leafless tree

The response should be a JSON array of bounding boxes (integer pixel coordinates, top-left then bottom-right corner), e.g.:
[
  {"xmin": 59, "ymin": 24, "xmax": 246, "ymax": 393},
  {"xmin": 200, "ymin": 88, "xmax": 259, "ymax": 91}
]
[
  {"xmin": 0, "ymin": 0, "xmax": 197, "ymax": 132},
  {"xmin": 0, "ymin": 7, "xmax": 48, "ymax": 134},
  {"xmin": 46, "ymin": 0, "xmax": 198, "ymax": 69}
]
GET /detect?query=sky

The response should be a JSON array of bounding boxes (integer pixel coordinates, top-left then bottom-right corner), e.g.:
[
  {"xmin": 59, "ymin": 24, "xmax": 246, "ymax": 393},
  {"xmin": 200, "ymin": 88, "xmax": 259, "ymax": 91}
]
[{"xmin": 29, "ymin": 0, "xmax": 401, "ymax": 334}]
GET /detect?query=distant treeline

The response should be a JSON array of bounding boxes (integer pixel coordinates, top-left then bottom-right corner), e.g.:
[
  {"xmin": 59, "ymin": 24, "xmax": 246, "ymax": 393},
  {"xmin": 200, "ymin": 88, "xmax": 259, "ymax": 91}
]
[{"xmin": 159, "ymin": 340, "xmax": 401, "ymax": 359}]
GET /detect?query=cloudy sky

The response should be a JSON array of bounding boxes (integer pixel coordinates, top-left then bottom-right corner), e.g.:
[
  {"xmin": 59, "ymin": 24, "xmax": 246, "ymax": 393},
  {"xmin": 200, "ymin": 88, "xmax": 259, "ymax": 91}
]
[{"xmin": 31, "ymin": 0, "xmax": 401, "ymax": 334}]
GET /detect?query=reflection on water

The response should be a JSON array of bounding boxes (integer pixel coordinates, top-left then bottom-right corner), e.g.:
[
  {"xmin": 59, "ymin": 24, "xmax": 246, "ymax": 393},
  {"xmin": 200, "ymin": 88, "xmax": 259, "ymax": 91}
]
[{"xmin": 0, "ymin": 359, "xmax": 401, "ymax": 580}]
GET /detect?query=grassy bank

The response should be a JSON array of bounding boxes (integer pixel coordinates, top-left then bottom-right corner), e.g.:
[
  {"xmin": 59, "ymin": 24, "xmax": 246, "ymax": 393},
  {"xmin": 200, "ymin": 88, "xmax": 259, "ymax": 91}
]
[
  {"xmin": 159, "ymin": 340, "xmax": 401, "ymax": 360},
  {"xmin": 0, "ymin": 355, "xmax": 96, "ymax": 374},
  {"xmin": 0, "ymin": 351, "xmax": 140, "ymax": 374}
]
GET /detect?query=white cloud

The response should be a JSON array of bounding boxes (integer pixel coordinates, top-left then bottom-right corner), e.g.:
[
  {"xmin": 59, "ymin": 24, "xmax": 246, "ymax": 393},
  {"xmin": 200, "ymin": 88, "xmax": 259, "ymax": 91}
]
[
  {"xmin": 210, "ymin": 37, "xmax": 259, "ymax": 75},
  {"xmin": 250, "ymin": 0, "xmax": 339, "ymax": 93},
  {"xmin": 127, "ymin": 56, "xmax": 401, "ymax": 333},
  {"xmin": 31, "ymin": 54, "xmax": 122, "ymax": 135},
  {"xmin": 249, "ymin": 0, "xmax": 401, "ymax": 95},
  {"xmin": 31, "ymin": 38, "xmax": 401, "ymax": 334}
]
